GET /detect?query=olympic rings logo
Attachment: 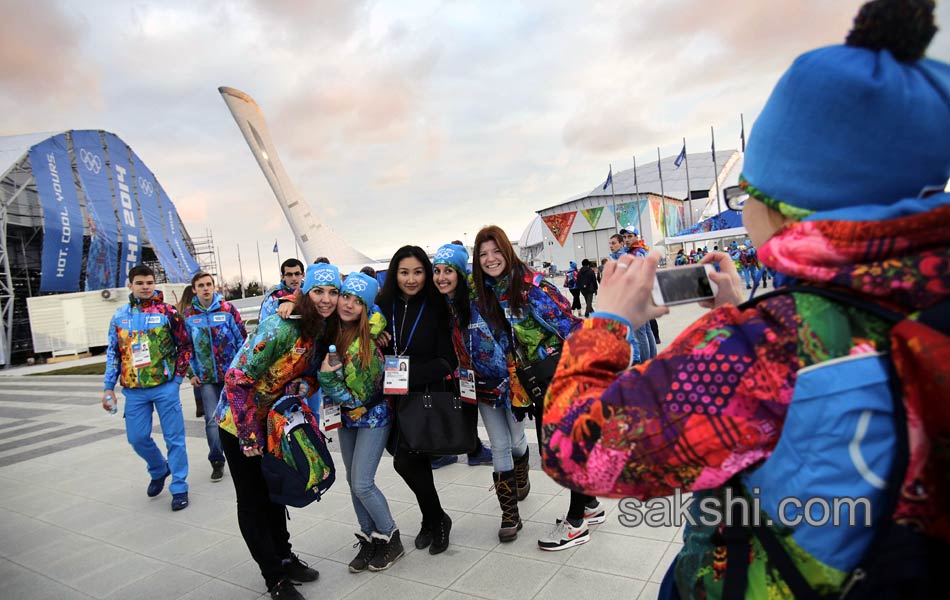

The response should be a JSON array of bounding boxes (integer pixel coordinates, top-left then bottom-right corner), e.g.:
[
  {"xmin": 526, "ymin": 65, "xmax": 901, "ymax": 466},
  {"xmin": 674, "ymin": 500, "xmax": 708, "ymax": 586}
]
[
  {"xmin": 434, "ymin": 248, "xmax": 455, "ymax": 260},
  {"xmin": 79, "ymin": 148, "xmax": 102, "ymax": 174},
  {"xmin": 139, "ymin": 178, "xmax": 154, "ymax": 196},
  {"xmin": 314, "ymin": 271, "xmax": 336, "ymax": 282},
  {"xmin": 346, "ymin": 279, "xmax": 368, "ymax": 293}
]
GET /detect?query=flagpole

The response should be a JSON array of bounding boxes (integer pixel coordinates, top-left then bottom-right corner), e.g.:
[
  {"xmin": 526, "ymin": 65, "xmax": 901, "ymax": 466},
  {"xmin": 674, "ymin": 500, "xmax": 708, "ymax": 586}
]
[
  {"xmin": 236, "ymin": 243, "xmax": 246, "ymax": 299},
  {"xmin": 608, "ymin": 163, "xmax": 618, "ymax": 233},
  {"xmin": 683, "ymin": 137, "xmax": 694, "ymax": 228},
  {"xmin": 633, "ymin": 155, "xmax": 643, "ymax": 236},
  {"xmin": 711, "ymin": 125, "xmax": 722, "ymax": 215},
  {"xmin": 656, "ymin": 147, "xmax": 666, "ymax": 239},
  {"xmin": 256, "ymin": 240, "xmax": 264, "ymax": 291},
  {"xmin": 740, "ymin": 113, "xmax": 746, "ymax": 153}
]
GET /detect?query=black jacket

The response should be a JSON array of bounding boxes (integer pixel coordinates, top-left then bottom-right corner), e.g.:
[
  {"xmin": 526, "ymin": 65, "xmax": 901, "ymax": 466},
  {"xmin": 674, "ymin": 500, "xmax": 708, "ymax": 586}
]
[
  {"xmin": 379, "ymin": 292, "xmax": 458, "ymax": 393},
  {"xmin": 578, "ymin": 265, "xmax": 598, "ymax": 293}
]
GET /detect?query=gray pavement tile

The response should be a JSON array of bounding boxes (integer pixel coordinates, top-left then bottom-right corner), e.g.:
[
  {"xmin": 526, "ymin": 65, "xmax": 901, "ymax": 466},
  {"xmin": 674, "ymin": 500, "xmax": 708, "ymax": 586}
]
[
  {"xmin": 595, "ymin": 501, "xmax": 680, "ymax": 542},
  {"xmin": 38, "ymin": 539, "xmax": 116, "ymax": 584},
  {"xmin": 178, "ymin": 578, "xmax": 262, "ymax": 599},
  {"xmin": 69, "ymin": 551, "xmax": 167, "ymax": 598},
  {"xmin": 300, "ymin": 557, "xmax": 380, "ymax": 598},
  {"xmin": 444, "ymin": 512, "xmax": 502, "ymax": 552},
  {"xmin": 0, "ymin": 521, "xmax": 67, "ymax": 559},
  {"xmin": 343, "ymin": 572, "xmax": 443, "ymax": 600},
  {"xmin": 0, "ymin": 558, "xmax": 94, "ymax": 600},
  {"xmin": 436, "ymin": 483, "xmax": 495, "ymax": 513},
  {"xmin": 0, "ymin": 485, "xmax": 79, "ymax": 517},
  {"xmin": 5, "ymin": 528, "xmax": 93, "ymax": 568},
  {"xmin": 170, "ymin": 538, "xmax": 254, "ymax": 577},
  {"xmin": 433, "ymin": 592, "xmax": 485, "ymax": 600},
  {"xmin": 382, "ymin": 543, "xmax": 487, "ymax": 588},
  {"xmin": 566, "ymin": 531, "xmax": 669, "ymax": 581},
  {"xmin": 221, "ymin": 559, "xmax": 269, "ymax": 594},
  {"xmin": 0, "ymin": 506, "xmax": 46, "ymax": 540},
  {"xmin": 291, "ymin": 518, "xmax": 363, "ymax": 560},
  {"xmin": 449, "ymin": 552, "xmax": 560, "ymax": 600},
  {"xmin": 33, "ymin": 500, "xmax": 132, "ymax": 534},
  {"xmin": 103, "ymin": 564, "xmax": 213, "ymax": 600},
  {"xmin": 534, "ymin": 566, "xmax": 647, "ymax": 600},
  {"xmin": 146, "ymin": 527, "xmax": 234, "ymax": 563},
  {"xmin": 638, "ymin": 581, "xmax": 662, "ymax": 600},
  {"xmin": 649, "ymin": 543, "xmax": 681, "ymax": 583},
  {"xmin": 470, "ymin": 489, "xmax": 554, "ymax": 522}
]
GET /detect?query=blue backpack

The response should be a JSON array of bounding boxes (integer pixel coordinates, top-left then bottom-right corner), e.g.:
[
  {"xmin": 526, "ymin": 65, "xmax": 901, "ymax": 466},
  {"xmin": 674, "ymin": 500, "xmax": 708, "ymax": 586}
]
[{"xmin": 261, "ymin": 395, "xmax": 336, "ymax": 508}]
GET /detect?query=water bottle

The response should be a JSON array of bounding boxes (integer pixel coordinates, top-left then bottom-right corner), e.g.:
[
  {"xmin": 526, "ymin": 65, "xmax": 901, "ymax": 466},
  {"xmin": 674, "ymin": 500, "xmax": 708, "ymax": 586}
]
[
  {"xmin": 105, "ymin": 391, "xmax": 118, "ymax": 415},
  {"xmin": 327, "ymin": 345, "xmax": 342, "ymax": 368}
]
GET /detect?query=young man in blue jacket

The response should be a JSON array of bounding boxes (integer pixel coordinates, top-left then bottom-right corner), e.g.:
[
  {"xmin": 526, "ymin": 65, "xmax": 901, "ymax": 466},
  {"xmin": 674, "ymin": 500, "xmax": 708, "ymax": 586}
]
[
  {"xmin": 183, "ymin": 271, "xmax": 247, "ymax": 482},
  {"xmin": 258, "ymin": 258, "xmax": 304, "ymax": 321},
  {"xmin": 101, "ymin": 265, "xmax": 193, "ymax": 511}
]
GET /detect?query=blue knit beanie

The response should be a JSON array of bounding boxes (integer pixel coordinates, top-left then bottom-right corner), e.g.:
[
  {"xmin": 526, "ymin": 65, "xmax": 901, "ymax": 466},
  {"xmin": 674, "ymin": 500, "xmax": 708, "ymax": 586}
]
[
  {"xmin": 341, "ymin": 272, "xmax": 379, "ymax": 308},
  {"xmin": 742, "ymin": 0, "xmax": 949, "ymax": 217},
  {"xmin": 432, "ymin": 243, "xmax": 469, "ymax": 276},
  {"xmin": 302, "ymin": 263, "xmax": 341, "ymax": 294}
]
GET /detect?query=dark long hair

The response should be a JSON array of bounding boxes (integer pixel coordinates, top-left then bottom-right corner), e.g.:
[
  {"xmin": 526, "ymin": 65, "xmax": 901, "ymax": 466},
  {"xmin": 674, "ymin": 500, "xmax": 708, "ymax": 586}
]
[
  {"xmin": 472, "ymin": 225, "xmax": 529, "ymax": 330},
  {"xmin": 377, "ymin": 245, "xmax": 442, "ymax": 308},
  {"xmin": 292, "ymin": 290, "xmax": 337, "ymax": 341}
]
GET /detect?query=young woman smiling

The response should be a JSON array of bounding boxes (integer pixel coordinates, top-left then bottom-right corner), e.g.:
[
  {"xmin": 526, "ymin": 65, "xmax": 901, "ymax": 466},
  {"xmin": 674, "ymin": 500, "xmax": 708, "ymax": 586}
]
[
  {"xmin": 218, "ymin": 263, "xmax": 340, "ymax": 600},
  {"xmin": 318, "ymin": 272, "xmax": 404, "ymax": 574},
  {"xmin": 433, "ymin": 242, "xmax": 529, "ymax": 542},
  {"xmin": 471, "ymin": 226, "xmax": 606, "ymax": 552},
  {"xmin": 378, "ymin": 245, "xmax": 459, "ymax": 555}
]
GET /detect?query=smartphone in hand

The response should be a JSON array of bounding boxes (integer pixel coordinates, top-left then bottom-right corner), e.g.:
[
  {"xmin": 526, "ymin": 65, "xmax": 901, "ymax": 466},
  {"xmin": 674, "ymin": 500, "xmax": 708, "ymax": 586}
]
[{"xmin": 652, "ymin": 264, "xmax": 718, "ymax": 306}]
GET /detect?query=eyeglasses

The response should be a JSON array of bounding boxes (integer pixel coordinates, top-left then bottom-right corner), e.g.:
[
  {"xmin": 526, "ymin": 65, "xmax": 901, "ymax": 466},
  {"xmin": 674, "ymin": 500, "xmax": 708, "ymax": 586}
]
[{"xmin": 723, "ymin": 186, "xmax": 749, "ymax": 211}]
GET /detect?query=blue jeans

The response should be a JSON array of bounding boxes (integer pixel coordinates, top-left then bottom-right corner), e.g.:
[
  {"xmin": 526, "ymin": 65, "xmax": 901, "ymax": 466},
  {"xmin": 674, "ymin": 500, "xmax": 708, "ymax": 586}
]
[
  {"xmin": 633, "ymin": 323, "xmax": 657, "ymax": 364},
  {"xmin": 337, "ymin": 425, "xmax": 396, "ymax": 536},
  {"xmin": 198, "ymin": 383, "xmax": 225, "ymax": 464},
  {"xmin": 121, "ymin": 380, "xmax": 189, "ymax": 494},
  {"xmin": 478, "ymin": 402, "xmax": 528, "ymax": 472}
]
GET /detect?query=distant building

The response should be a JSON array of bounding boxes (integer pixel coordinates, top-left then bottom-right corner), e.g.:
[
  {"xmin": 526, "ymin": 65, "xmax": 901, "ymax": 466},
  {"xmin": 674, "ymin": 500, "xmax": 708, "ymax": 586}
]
[{"xmin": 519, "ymin": 150, "xmax": 743, "ymax": 269}]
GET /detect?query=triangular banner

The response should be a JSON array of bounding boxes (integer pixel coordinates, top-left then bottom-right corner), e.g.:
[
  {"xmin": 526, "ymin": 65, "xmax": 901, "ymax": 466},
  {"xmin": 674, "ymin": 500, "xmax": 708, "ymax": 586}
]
[
  {"xmin": 580, "ymin": 207, "xmax": 604, "ymax": 229},
  {"xmin": 609, "ymin": 200, "xmax": 649, "ymax": 229},
  {"xmin": 541, "ymin": 212, "xmax": 577, "ymax": 246}
]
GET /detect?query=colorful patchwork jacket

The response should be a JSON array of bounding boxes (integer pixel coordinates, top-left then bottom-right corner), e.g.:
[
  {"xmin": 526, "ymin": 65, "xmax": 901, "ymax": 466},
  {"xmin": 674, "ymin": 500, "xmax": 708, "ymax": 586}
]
[
  {"xmin": 104, "ymin": 291, "xmax": 191, "ymax": 390},
  {"xmin": 318, "ymin": 313, "xmax": 388, "ymax": 429},
  {"xmin": 447, "ymin": 294, "xmax": 511, "ymax": 408},
  {"xmin": 258, "ymin": 282, "xmax": 297, "ymax": 322},
  {"xmin": 483, "ymin": 268, "xmax": 581, "ymax": 409},
  {"xmin": 542, "ymin": 193, "xmax": 950, "ymax": 598},
  {"xmin": 218, "ymin": 314, "xmax": 318, "ymax": 449},
  {"xmin": 183, "ymin": 293, "xmax": 247, "ymax": 384}
]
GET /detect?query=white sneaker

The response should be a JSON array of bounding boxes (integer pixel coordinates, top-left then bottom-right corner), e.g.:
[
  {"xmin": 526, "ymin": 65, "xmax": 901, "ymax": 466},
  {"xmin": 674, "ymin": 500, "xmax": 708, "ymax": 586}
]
[
  {"xmin": 584, "ymin": 500, "xmax": 607, "ymax": 525},
  {"xmin": 538, "ymin": 518, "xmax": 590, "ymax": 551}
]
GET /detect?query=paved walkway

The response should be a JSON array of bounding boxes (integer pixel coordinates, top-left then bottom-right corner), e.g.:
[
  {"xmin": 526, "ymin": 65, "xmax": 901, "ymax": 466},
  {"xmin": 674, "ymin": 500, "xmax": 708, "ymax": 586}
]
[{"xmin": 0, "ymin": 299, "xmax": 725, "ymax": 599}]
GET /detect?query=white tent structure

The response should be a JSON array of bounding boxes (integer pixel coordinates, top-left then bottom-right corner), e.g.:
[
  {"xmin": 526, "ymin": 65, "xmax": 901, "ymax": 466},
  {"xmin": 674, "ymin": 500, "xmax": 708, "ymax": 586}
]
[
  {"xmin": 219, "ymin": 87, "xmax": 386, "ymax": 274},
  {"xmin": 0, "ymin": 131, "xmax": 200, "ymax": 364}
]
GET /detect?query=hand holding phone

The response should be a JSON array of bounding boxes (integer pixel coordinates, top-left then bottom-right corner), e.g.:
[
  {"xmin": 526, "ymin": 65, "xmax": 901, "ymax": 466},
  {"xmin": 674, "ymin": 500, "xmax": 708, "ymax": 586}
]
[
  {"xmin": 651, "ymin": 264, "xmax": 718, "ymax": 306},
  {"xmin": 698, "ymin": 251, "xmax": 745, "ymax": 308}
]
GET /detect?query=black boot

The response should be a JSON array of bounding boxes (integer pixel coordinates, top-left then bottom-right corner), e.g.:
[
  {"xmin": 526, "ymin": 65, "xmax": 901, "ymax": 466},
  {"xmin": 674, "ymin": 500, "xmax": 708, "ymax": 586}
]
[
  {"xmin": 348, "ymin": 532, "xmax": 375, "ymax": 573},
  {"xmin": 493, "ymin": 470, "xmax": 523, "ymax": 542},
  {"xmin": 429, "ymin": 512, "xmax": 452, "ymax": 555},
  {"xmin": 369, "ymin": 529, "xmax": 405, "ymax": 571},
  {"xmin": 414, "ymin": 519, "xmax": 432, "ymax": 550},
  {"xmin": 513, "ymin": 452, "xmax": 531, "ymax": 501}
]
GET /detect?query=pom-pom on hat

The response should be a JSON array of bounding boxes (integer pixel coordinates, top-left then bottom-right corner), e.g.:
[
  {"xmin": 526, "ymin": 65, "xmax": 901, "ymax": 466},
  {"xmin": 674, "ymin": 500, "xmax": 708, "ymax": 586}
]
[
  {"xmin": 340, "ymin": 272, "xmax": 379, "ymax": 308},
  {"xmin": 432, "ymin": 243, "xmax": 469, "ymax": 276},
  {"xmin": 302, "ymin": 263, "xmax": 342, "ymax": 294},
  {"xmin": 742, "ymin": 0, "xmax": 949, "ymax": 217}
]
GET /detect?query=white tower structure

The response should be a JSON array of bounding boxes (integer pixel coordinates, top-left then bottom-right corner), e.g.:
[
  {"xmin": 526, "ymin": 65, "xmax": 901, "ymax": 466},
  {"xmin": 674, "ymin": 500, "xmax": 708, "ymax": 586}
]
[{"xmin": 218, "ymin": 86, "xmax": 373, "ymax": 266}]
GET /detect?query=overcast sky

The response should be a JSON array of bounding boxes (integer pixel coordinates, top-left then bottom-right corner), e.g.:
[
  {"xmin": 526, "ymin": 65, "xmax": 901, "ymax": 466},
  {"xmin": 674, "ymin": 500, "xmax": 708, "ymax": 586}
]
[{"xmin": 3, "ymin": 0, "xmax": 948, "ymax": 286}]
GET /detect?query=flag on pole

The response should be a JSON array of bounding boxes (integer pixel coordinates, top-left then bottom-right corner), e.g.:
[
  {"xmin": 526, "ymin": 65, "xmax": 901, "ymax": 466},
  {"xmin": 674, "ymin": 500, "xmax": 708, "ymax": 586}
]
[
  {"xmin": 272, "ymin": 239, "xmax": 278, "ymax": 253},
  {"xmin": 602, "ymin": 167, "xmax": 613, "ymax": 191},
  {"xmin": 711, "ymin": 136, "xmax": 716, "ymax": 159},
  {"xmin": 674, "ymin": 144, "xmax": 686, "ymax": 168},
  {"xmin": 740, "ymin": 115, "xmax": 746, "ymax": 152}
]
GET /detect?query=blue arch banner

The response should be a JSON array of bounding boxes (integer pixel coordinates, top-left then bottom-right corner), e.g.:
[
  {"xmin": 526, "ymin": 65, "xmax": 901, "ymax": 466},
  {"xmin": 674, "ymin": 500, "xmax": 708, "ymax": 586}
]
[
  {"xmin": 128, "ymin": 150, "xmax": 185, "ymax": 282},
  {"xmin": 158, "ymin": 188, "xmax": 200, "ymax": 278},
  {"xmin": 104, "ymin": 133, "xmax": 142, "ymax": 282},
  {"xmin": 28, "ymin": 135, "xmax": 84, "ymax": 292},
  {"xmin": 71, "ymin": 130, "xmax": 119, "ymax": 289}
]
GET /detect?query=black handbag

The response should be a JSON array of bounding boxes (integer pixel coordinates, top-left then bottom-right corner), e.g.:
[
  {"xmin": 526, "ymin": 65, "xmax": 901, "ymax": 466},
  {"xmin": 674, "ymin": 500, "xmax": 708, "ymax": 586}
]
[{"xmin": 395, "ymin": 378, "xmax": 477, "ymax": 456}]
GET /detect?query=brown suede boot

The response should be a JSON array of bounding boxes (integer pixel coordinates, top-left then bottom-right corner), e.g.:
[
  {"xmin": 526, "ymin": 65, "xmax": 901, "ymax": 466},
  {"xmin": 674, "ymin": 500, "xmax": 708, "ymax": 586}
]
[
  {"xmin": 513, "ymin": 452, "xmax": 531, "ymax": 501},
  {"xmin": 493, "ymin": 470, "xmax": 523, "ymax": 542}
]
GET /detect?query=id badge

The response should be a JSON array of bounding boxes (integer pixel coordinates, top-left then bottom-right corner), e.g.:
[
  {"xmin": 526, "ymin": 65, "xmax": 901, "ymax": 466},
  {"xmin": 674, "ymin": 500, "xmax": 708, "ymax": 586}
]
[
  {"xmin": 132, "ymin": 340, "xmax": 151, "ymax": 369},
  {"xmin": 383, "ymin": 355, "xmax": 410, "ymax": 395},
  {"xmin": 321, "ymin": 402, "xmax": 342, "ymax": 431},
  {"xmin": 457, "ymin": 368, "xmax": 477, "ymax": 404}
]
